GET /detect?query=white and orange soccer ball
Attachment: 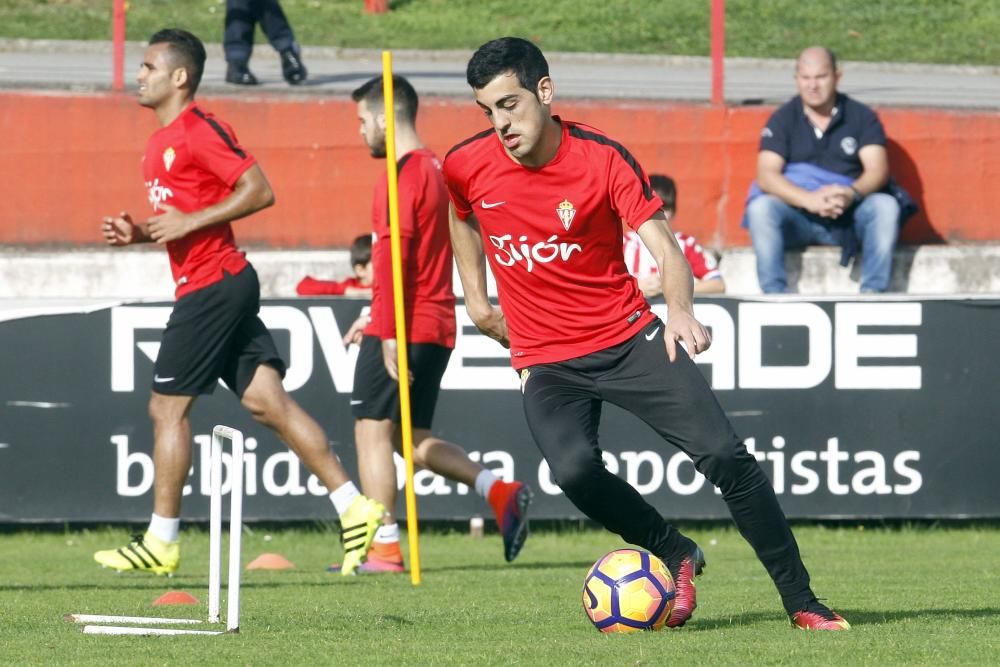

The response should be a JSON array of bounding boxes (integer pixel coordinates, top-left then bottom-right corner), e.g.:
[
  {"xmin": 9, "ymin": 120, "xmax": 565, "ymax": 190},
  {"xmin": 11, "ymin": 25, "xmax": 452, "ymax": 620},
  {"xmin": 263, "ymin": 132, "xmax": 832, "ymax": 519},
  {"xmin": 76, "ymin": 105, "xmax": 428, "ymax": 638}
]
[{"xmin": 582, "ymin": 548, "xmax": 676, "ymax": 633}]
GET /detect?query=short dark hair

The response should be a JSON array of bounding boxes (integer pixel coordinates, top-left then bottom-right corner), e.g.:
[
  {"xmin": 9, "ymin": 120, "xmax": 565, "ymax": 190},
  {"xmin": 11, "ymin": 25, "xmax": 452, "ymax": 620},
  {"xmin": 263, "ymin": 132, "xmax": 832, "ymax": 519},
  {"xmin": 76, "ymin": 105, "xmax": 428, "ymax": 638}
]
[
  {"xmin": 349, "ymin": 234, "xmax": 373, "ymax": 267},
  {"xmin": 466, "ymin": 37, "xmax": 549, "ymax": 94},
  {"xmin": 351, "ymin": 75, "xmax": 419, "ymax": 125},
  {"xmin": 149, "ymin": 28, "xmax": 206, "ymax": 95},
  {"xmin": 649, "ymin": 174, "xmax": 677, "ymax": 213}
]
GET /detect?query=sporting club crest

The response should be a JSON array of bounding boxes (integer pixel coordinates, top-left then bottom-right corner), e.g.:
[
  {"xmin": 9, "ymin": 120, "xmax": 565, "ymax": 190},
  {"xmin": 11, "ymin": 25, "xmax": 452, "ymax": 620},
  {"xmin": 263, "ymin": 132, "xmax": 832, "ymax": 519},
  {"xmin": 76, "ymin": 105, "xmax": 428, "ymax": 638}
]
[
  {"xmin": 163, "ymin": 147, "xmax": 176, "ymax": 172},
  {"xmin": 556, "ymin": 199, "xmax": 577, "ymax": 231}
]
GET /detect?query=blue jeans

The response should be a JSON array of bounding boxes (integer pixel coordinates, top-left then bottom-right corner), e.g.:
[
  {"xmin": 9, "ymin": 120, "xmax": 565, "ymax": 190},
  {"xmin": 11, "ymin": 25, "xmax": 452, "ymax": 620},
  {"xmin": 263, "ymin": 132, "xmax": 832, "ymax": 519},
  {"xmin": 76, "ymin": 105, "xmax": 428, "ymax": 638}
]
[{"xmin": 746, "ymin": 193, "xmax": 900, "ymax": 293}]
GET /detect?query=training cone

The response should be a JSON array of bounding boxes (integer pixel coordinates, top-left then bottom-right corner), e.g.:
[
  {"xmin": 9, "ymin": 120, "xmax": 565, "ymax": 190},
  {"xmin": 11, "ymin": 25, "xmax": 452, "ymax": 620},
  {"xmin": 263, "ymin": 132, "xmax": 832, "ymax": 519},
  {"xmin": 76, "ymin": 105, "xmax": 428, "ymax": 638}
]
[
  {"xmin": 246, "ymin": 553, "xmax": 295, "ymax": 570},
  {"xmin": 152, "ymin": 590, "xmax": 199, "ymax": 606}
]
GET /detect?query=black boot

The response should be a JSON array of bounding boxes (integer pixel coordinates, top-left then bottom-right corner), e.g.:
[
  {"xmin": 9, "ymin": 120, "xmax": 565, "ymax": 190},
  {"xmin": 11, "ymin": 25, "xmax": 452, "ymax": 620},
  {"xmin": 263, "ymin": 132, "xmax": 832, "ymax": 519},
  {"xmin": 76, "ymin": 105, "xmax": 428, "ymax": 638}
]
[
  {"xmin": 225, "ymin": 62, "xmax": 259, "ymax": 85},
  {"xmin": 280, "ymin": 48, "xmax": 307, "ymax": 85}
]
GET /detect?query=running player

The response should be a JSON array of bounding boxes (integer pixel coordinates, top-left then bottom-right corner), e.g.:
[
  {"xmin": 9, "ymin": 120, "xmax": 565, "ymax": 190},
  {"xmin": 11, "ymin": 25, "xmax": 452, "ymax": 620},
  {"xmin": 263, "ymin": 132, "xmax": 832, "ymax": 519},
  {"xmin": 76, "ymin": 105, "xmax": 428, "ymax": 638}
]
[
  {"xmin": 330, "ymin": 75, "xmax": 531, "ymax": 573},
  {"xmin": 443, "ymin": 36, "xmax": 849, "ymax": 630},
  {"xmin": 94, "ymin": 28, "xmax": 384, "ymax": 577}
]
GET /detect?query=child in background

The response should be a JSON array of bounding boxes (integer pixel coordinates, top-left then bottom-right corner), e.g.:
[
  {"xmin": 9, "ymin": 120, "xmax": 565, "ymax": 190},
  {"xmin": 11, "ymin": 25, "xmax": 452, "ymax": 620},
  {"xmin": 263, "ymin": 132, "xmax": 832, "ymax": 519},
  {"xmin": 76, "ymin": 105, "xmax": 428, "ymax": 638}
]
[
  {"xmin": 296, "ymin": 234, "xmax": 374, "ymax": 296},
  {"xmin": 623, "ymin": 174, "xmax": 725, "ymax": 297}
]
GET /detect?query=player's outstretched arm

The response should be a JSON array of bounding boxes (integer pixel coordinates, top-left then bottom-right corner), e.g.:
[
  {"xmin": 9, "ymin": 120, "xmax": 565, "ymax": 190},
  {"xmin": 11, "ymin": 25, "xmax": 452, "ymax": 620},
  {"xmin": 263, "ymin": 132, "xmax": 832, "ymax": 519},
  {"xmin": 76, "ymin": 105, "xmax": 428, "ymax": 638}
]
[
  {"xmin": 449, "ymin": 204, "xmax": 509, "ymax": 348},
  {"xmin": 146, "ymin": 164, "xmax": 275, "ymax": 244},
  {"xmin": 636, "ymin": 212, "xmax": 711, "ymax": 361}
]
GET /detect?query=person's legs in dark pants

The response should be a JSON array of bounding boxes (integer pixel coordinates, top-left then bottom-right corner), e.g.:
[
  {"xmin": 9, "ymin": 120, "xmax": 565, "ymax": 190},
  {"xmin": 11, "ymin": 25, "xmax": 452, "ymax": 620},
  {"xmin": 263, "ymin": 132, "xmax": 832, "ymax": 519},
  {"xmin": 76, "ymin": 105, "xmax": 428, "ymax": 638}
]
[
  {"xmin": 258, "ymin": 0, "xmax": 308, "ymax": 84},
  {"xmin": 522, "ymin": 366, "xmax": 685, "ymax": 555},
  {"xmin": 224, "ymin": 0, "xmax": 306, "ymax": 85},
  {"xmin": 521, "ymin": 359, "xmax": 702, "ymax": 626},
  {"xmin": 258, "ymin": 0, "xmax": 295, "ymax": 52},
  {"xmin": 224, "ymin": 0, "xmax": 259, "ymax": 84},
  {"xmin": 603, "ymin": 321, "xmax": 816, "ymax": 614}
]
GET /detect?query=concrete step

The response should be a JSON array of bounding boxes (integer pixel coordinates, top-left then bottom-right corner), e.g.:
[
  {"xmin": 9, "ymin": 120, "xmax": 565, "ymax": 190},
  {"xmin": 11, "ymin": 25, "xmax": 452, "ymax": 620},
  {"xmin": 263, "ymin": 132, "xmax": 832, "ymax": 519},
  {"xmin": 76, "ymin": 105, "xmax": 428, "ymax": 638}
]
[
  {"xmin": 1, "ymin": 244, "xmax": 997, "ymax": 300},
  {"xmin": 720, "ymin": 244, "xmax": 1000, "ymax": 295}
]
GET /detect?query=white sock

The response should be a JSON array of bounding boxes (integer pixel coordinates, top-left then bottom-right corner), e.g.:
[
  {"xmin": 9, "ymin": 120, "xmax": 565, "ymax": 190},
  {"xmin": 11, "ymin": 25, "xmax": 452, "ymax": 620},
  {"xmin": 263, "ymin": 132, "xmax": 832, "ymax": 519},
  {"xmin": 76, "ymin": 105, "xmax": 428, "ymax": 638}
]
[
  {"xmin": 147, "ymin": 513, "xmax": 180, "ymax": 543},
  {"xmin": 329, "ymin": 481, "xmax": 361, "ymax": 517},
  {"xmin": 474, "ymin": 469, "xmax": 499, "ymax": 499},
  {"xmin": 374, "ymin": 523, "xmax": 400, "ymax": 544}
]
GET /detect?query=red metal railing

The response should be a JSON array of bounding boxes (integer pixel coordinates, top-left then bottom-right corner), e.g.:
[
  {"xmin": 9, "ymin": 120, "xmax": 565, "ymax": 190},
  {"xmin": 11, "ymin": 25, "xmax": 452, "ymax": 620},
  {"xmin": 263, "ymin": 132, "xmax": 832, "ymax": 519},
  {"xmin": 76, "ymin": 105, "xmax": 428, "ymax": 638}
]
[{"xmin": 112, "ymin": 0, "xmax": 126, "ymax": 91}]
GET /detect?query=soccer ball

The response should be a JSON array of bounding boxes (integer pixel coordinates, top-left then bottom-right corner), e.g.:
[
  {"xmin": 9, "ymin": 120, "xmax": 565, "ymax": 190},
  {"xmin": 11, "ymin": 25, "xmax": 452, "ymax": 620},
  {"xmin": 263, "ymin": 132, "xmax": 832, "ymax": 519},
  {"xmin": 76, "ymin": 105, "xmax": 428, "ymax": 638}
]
[{"xmin": 582, "ymin": 548, "xmax": 675, "ymax": 633}]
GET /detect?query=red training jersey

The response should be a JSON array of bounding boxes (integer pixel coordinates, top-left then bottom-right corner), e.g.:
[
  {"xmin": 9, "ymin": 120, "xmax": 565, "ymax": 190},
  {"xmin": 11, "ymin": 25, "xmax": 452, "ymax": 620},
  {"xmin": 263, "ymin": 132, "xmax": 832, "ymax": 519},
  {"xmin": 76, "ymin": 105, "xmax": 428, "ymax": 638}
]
[
  {"xmin": 142, "ymin": 102, "xmax": 255, "ymax": 299},
  {"xmin": 622, "ymin": 229, "xmax": 721, "ymax": 282},
  {"xmin": 443, "ymin": 119, "xmax": 662, "ymax": 369},
  {"xmin": 364, "ymin": 148, "xmax": 456, "ymax": 347}
]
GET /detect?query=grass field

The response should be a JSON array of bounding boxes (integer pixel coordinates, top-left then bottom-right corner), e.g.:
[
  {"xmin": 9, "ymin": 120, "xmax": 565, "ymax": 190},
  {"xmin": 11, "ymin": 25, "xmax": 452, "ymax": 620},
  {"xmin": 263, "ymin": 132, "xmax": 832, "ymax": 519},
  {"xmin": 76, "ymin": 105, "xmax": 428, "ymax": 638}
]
[
  {"xmin": 1, "ymin": 524, "xmax": 997, "ymax": 665},
  {"xmin": 0, "ymin": 0, "xmax": 998, "ymax": 66}
]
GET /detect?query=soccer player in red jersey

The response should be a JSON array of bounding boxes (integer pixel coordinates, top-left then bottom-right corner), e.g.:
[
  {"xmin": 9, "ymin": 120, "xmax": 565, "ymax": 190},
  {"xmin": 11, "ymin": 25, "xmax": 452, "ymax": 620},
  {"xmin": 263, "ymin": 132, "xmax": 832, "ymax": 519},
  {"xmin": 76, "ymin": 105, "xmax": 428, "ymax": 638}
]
[
  {"xmin": 330, "ymin": 75, "xmax": 532, "ymax": 573},
  {"xmin": 444, "ymin": 37, "xmax": 849, "ymax": 631},
  {"xmin": 94, "ymin": 29, "xmax": 385, "ymax": 577}
]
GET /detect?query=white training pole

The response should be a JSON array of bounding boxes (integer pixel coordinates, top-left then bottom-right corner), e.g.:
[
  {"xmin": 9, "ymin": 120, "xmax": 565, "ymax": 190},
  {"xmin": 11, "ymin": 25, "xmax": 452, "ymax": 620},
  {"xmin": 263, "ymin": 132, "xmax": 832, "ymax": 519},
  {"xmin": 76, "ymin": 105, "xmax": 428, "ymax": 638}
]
[
  {"xmin": 226, "ymin": 428, "xmax": 244, "ymax": 633},
  {"xmin": 65, "ymin": 614, "xmax": 202, "ymax": 625},
  {"xmin": 73, "ymin": 426, "xmax": 243, "ymax": 637},
  {"xmin": 82, "ymin": 625, "xmax": 223, "ymax": 637},
  {"xmin": 208, "ymin": 429, "xmax": 223, "ymax": 624}
]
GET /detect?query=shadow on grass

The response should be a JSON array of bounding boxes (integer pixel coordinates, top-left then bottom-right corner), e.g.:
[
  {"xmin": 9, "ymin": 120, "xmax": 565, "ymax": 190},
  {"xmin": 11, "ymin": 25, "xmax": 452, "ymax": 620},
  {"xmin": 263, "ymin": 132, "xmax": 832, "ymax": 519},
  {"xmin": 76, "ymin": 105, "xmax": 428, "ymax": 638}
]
[
  {"xmin": 832, "ymin": 608, "xmax": 1000, "ymax": 625},
  {"xmin": 0, "ymin": 560, "xmax": 592, "ymax": 593},
  {"xmin": 684, "ymin": 607, "xmax": 1000, "ymax": 631},
  {"xmin": 422, "ymin": 559, "xmax": 595, "ymax": 574}
]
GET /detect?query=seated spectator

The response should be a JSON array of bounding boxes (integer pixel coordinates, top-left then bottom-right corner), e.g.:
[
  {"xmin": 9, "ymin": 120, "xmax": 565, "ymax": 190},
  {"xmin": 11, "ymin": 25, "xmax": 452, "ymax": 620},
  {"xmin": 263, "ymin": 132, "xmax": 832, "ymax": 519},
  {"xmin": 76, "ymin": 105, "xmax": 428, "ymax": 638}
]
[
  {"xmin": 743, "ymin": 46, "xmax": 915, "ymax": 294},
  {"xmin": 296, "ymin": 234, "xmax": 373, "ymax": 296},
  {"xmin": 623, "ymin": 174, "xmax": 725, "ymax": 297}
]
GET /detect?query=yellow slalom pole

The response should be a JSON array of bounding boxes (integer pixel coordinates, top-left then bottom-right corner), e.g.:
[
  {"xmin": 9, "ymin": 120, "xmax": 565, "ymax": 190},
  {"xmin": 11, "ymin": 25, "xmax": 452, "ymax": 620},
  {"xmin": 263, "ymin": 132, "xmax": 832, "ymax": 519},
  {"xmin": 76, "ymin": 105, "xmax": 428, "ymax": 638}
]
[{"xmin": 381, "ymin": 52, "xmax": 421, "ymax": 586}]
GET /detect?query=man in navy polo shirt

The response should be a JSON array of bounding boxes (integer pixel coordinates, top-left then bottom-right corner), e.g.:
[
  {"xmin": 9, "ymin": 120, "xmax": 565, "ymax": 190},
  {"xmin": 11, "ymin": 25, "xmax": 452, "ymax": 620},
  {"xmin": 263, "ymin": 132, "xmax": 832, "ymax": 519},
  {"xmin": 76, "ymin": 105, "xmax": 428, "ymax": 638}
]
[{"xmin": 744, "ymin": 46, "xmax": 902, "ymax": 293}]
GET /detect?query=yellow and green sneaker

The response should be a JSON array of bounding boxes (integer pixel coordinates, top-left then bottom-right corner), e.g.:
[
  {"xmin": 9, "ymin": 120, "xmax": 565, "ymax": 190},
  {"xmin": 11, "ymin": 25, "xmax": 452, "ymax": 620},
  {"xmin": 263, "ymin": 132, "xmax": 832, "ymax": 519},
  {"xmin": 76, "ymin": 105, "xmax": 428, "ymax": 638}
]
[
  {"xmin": 94, "ymin": 531, "xmax": 179, "ymax": 575},
  {"xmin": 339, "ymin": 496, "xmax": 387, "ymax": 577}
]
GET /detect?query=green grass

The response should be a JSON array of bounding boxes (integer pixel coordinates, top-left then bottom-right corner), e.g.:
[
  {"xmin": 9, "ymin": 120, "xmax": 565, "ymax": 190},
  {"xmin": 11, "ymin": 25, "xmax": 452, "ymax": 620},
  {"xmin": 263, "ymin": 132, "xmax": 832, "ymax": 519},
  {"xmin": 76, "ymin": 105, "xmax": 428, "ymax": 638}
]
[
  {"xmin": 1, "ymin": 525, "xmax": 997, "ymax": 664},
  {"xmin": 0, "ymin": 0, "xmax": 998, "ymax": 65}
]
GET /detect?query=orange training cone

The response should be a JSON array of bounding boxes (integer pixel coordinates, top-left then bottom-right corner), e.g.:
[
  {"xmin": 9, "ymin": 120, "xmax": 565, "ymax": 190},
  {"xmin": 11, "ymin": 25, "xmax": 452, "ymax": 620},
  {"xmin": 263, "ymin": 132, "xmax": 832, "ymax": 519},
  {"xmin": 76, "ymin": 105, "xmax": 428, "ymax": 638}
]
[
  {"xmin": 246, "ymin": 553, "xmax": 295, "ymax": 570},
  {"xmin": 152, "ymin": 590, "xmax": 199, "ymax": 606}
]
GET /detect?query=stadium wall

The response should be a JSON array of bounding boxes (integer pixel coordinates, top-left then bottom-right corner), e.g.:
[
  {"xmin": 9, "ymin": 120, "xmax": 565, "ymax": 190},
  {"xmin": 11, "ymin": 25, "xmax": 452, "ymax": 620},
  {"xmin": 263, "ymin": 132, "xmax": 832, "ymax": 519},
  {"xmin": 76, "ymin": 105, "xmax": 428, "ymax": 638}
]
[{"xmin": 1, "ymin": 91, "xmax": 997, "ymax": 249}]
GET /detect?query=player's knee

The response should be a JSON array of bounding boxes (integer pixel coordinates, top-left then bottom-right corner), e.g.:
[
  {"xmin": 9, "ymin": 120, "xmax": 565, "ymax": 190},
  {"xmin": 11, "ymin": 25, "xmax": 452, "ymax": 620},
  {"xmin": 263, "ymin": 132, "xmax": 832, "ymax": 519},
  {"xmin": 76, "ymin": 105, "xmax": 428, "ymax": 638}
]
[
  {"xmin": 148, "ymin": 393, "xmax": 188, "ymax": 427},
  {"xmin": 549, "ymin": 450, "xmax": 603, "ymax": 495},
  {"xmin": 696, "ymin": 440, "xmax": 766, "ymax": 495},
  {"xmin": 240, "ymin": 391, "xmax": 283, "ymax": 428}
]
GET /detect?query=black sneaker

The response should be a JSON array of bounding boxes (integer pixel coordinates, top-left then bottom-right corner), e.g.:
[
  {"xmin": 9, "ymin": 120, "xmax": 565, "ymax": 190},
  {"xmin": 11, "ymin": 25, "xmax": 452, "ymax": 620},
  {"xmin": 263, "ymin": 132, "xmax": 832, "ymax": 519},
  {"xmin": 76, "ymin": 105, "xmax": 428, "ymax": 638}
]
[
  {"xmin": 226, "ymin": 63, "xmax": 259, "ymax": 86},
  {"xmin": 280, "ymin": 48, "xmax": 307, "ymax": 85}
]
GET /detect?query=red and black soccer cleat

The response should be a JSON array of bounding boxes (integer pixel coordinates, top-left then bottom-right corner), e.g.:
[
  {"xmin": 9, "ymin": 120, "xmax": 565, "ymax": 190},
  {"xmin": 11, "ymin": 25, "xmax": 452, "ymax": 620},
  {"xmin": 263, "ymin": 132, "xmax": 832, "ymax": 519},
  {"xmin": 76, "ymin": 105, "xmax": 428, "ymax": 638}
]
[
  {"xmin": 791, "ymin": 600, "xmax": 851, "ymax": 631},
  {"xmin": 489, "ymin": 480, "xmax": 533, "ymax": 562},
  {"xmin": 666, "ymin": 545, "xmax": 706, "ymax": 628}
]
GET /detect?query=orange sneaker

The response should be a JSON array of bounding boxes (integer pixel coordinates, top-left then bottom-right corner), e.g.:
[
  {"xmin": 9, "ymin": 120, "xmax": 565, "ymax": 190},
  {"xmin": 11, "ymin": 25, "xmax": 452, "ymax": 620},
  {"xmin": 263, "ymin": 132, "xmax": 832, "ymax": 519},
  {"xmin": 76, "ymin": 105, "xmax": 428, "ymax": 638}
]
[
  {"xmin": 327, "ymin": 541, "xmax": 404, "ymax": 574},
  {"xmin": 791, "ymin": 600, "xmax": 851, "ymax": 631},
  {"xmin": 488, "ymin": 480, "xmax": 533, "ymax": 562}
]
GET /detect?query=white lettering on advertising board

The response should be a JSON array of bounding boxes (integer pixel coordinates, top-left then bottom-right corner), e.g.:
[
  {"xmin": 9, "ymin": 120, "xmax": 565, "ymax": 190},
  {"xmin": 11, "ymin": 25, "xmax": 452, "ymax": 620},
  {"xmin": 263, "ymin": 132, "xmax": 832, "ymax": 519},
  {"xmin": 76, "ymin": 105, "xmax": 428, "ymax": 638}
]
[{"xmin": 110, "ymin": 302, "xmax": 922, "ymax": 393}]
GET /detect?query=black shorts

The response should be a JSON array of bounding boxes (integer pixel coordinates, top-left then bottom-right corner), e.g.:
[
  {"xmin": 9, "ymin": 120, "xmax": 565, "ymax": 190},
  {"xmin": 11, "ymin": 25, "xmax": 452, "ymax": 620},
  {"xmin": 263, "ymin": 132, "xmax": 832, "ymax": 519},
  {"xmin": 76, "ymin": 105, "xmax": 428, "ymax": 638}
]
[
  {"xmin": 351, "ymin": 335, "xmax": 451, "ymax": 429},
  {"xmin": 153, "ymin": 265, "xmax": 286, "ymax": 398}
]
